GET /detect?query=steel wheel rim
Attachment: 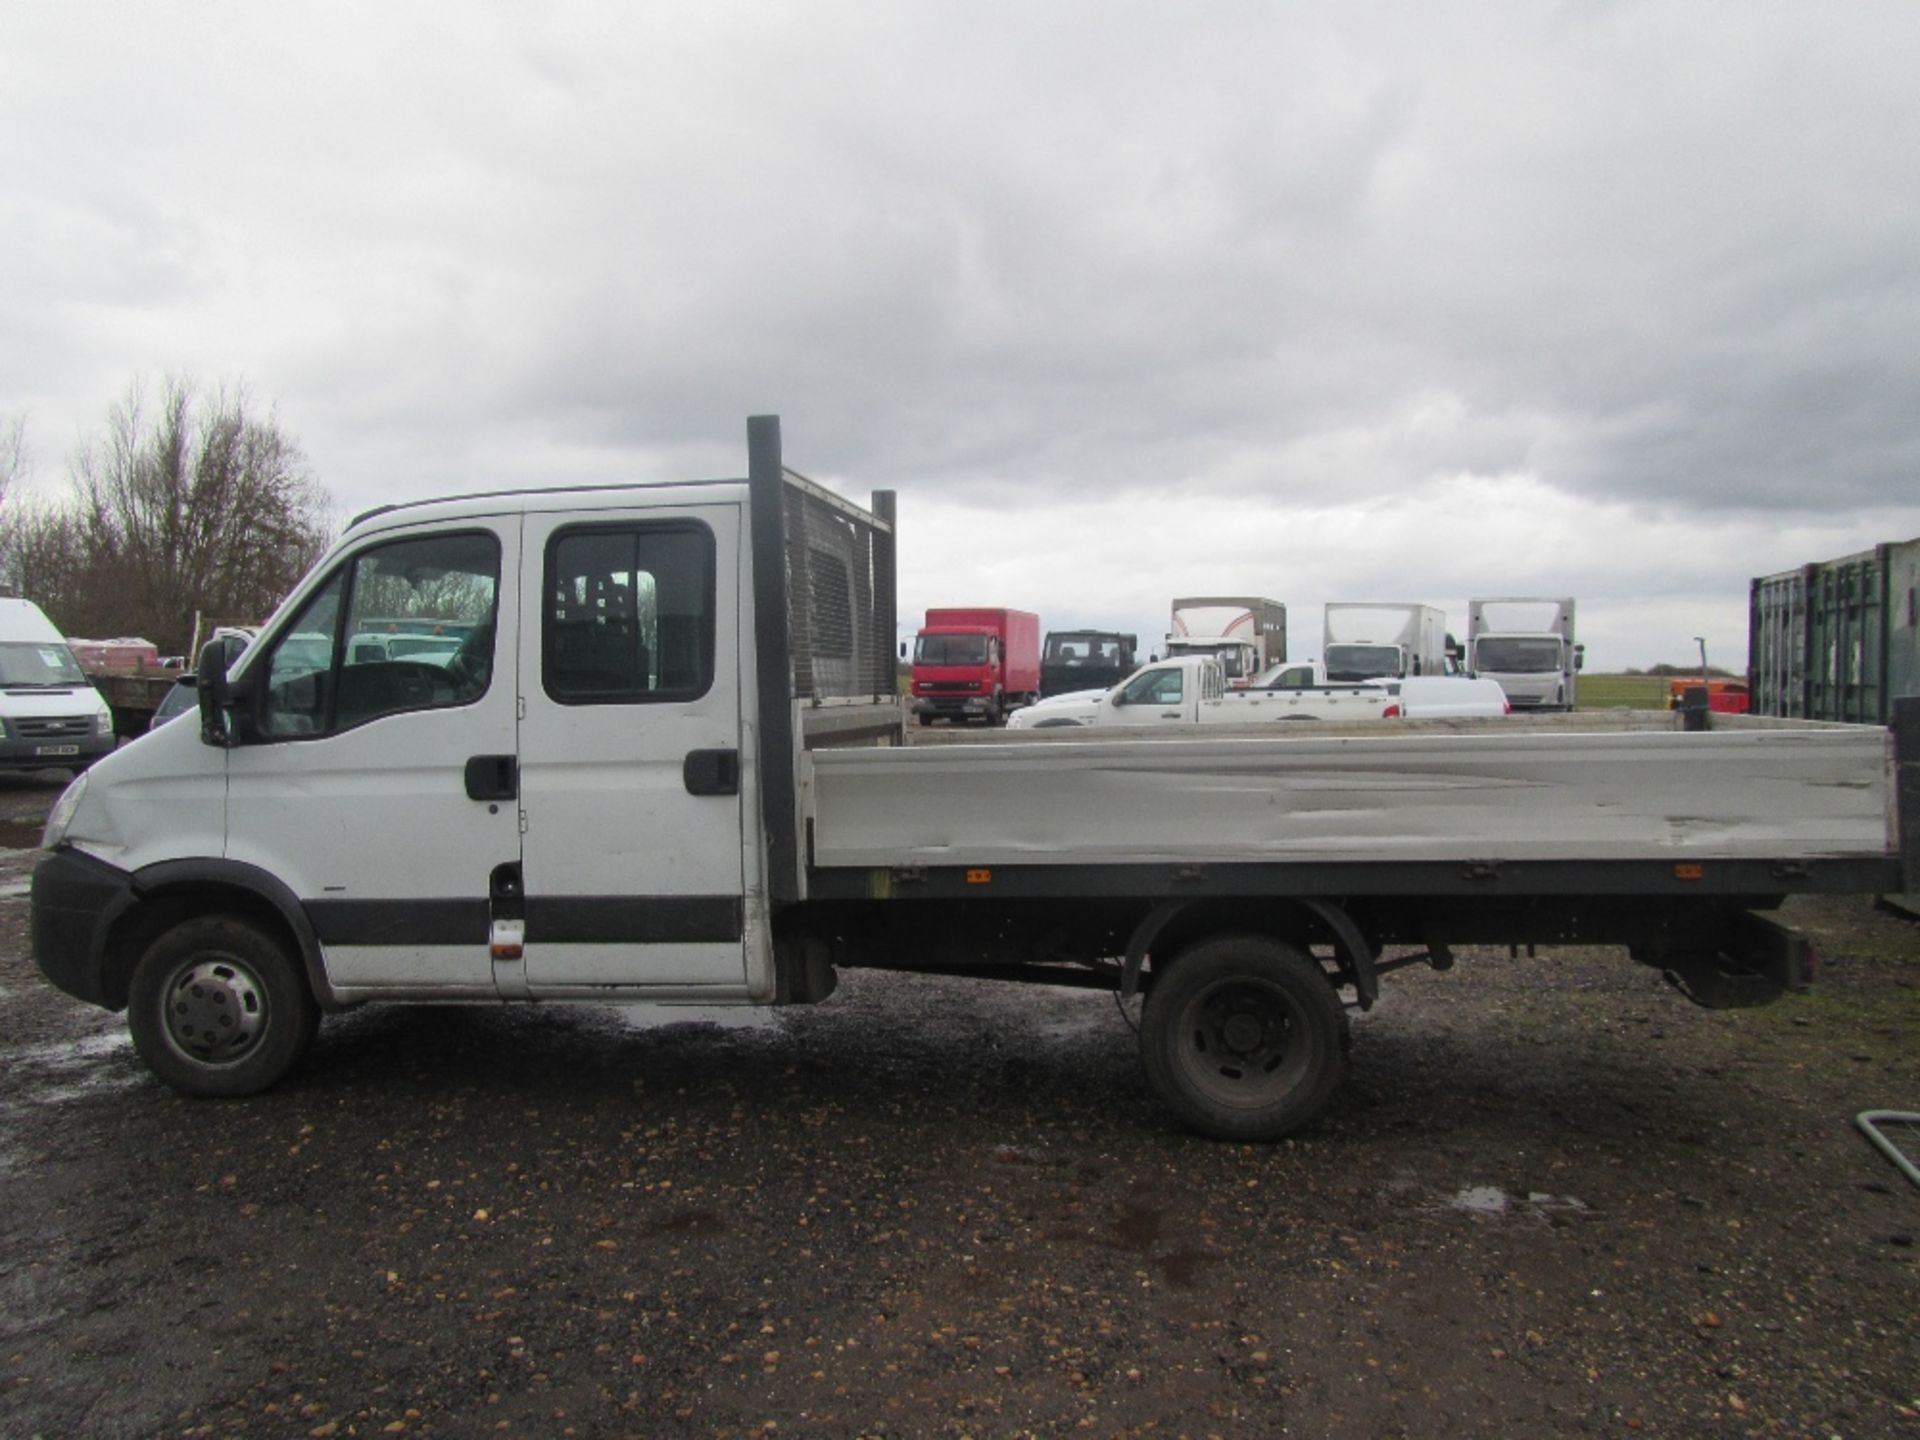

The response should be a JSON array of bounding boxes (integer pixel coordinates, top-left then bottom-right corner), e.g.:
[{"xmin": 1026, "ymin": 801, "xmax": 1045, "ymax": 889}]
[
  {"xmin": 1170, "ymin": 976, "xmax": 1312, "ymax": 1110},
  {"xmin": 160, "ymin": 955, "xmax": 269, "ymax": 1066}
]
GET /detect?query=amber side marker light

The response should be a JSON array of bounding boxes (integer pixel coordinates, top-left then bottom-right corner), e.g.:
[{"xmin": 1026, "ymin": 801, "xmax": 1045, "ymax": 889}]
[
  {"xmin": 966, "ymin": 869, "xmax": 992, "ymax": 885},
  {"xmin": 1673, "ymin": 864, "xmax": 1705, "ymax": 881}
]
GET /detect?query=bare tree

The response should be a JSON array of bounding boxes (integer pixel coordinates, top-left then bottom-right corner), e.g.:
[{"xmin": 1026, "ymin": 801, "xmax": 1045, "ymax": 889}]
[
  {"xmin": 9, "ymin": 503, "xmax": 96, "ymax": 629},
  {"xmin": 0, "ymin": 413, "xmax": 27, "ymax": 583},
  {"xmin": 67, "ymin": 377, "xmax": 334, "ymax": 653}
]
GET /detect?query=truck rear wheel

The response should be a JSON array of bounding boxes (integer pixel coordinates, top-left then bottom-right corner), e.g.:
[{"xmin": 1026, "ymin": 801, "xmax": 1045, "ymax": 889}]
[
  {"xmin": 1140, "ymin": 935, "xmax": 1349, "ymax": 1141},
  {"xmin": 127, "ymin": 916, "xmax": 320, "ymax": 1098}
]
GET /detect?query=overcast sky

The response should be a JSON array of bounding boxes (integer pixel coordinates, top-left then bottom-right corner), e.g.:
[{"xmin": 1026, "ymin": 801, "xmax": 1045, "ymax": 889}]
[{"xmin": 5, "ymin": 2, "xmax": 1917, "ymax": 670}]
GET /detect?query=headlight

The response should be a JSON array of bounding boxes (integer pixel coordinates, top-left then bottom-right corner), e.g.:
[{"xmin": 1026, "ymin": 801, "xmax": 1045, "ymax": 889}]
[
  {"xmin": 95, "ymin": 707, "xmax": 115, "ymax": 735},
  {"xmin": 43, "ymin": 771, "xmax": 89, "ymax": 850}
]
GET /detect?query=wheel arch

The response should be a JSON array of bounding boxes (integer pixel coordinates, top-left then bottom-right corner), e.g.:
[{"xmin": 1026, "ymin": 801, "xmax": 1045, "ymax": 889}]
[
  {"xmin": 107, "ymin": 860, "xmax": 337, "ymax": 1012},
  {"xmin": 1122, "ymin": 897, "xmax": 1380, "ymax": 1009}
]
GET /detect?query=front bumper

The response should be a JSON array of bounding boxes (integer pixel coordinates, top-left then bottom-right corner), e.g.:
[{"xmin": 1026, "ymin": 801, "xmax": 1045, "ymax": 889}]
[
  {"xmin": 913, "ymin": 695, "xmax": 993, "ymax": 717},
  {"xmin": 31, "ymin": 847, "xmax": 137, "ymax": 1010},
  {"xmin": 0, "ymin": 732, "xmax": 115, "ymax": 770}
]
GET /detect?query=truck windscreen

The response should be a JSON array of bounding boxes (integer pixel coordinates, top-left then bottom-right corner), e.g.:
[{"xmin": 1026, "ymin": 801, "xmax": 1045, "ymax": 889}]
[
  {"xmin": 916, "ymin": 635, "xmax": 988, "ymax": 665},
  {"xmin": 1475, "ymin": 637, "xmax": 1563, "ymax": 673},
  {"xmin": 1045, "ymin": 635, "xmax": 1123, "ymax": 665},
  {"xmin": 1324, "ymin": 644, "xmax": 1400, "ymax": 682},
  {"xmin": 0, "ymin": 642, "xmax": 90, "ymax": 687}
]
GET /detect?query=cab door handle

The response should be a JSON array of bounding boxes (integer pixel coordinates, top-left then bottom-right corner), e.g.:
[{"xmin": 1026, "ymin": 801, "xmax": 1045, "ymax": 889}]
[
  {"xmin": 465, "ymin": 754, "xmax": 518, "ymax": 801},
  {"xmin": 684, "ymin": 748, "xmax": 740, "ymax": 796}
]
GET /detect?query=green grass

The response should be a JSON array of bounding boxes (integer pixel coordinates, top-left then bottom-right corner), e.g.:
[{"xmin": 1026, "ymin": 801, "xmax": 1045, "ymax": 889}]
[{"xmin": 1575, "ymin": 673, "xmax": 1671, "ymax": 709}]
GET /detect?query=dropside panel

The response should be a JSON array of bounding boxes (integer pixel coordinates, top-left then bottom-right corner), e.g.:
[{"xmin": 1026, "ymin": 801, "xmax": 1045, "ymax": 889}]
[{"xmin": 807, "ymin": 726, "xmax": 1895, "ymax": 869}]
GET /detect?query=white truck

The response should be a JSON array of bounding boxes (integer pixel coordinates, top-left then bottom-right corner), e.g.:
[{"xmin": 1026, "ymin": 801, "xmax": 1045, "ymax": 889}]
[
  {"xmin": 1164, "ymin": 597, "xmax": 1287, "ymax": 687},
  {"xmin": 1323, "ymin": 603, "xmax": 1448, "ymax": 682},
  {"xmin": 1467, "ymin": 597, "xmax": 1583, "ymax": 711},
  {"xmin": 1006, "ymin": 656, "xmax": 1397, "ymax": 729},
  {"xmin": 30, "ymin": 418, "xmax": 1920, "ymax": 1142}
]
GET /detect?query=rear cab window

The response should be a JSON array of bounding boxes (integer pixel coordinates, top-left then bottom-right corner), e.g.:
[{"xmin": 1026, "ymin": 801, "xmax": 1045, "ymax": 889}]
[{"xmin": 542, "ymin": 522, "xmax": 715, "ymax": 704}]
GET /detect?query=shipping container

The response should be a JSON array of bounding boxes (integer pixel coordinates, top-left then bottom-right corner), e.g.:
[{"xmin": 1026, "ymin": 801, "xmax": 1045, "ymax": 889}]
[{"xmin": 1748, "ymin": 538, "xmax": 1920, "ymax": 723}]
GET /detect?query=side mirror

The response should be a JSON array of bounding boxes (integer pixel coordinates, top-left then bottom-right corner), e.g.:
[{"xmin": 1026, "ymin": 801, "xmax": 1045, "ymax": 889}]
[
  {"xmin": 899, "ymin": 641, "xmax": 907, "ymax": 660},
  {"xmin": 197, "ymin": 639, "xmax": 236, "ymax": 748},
  {"xmin": 1110, "ymin": 689, "xmax": 1127, "ymax": 707},
  {"xmin": 1574, "ymin": 644, "xmax": 1587, "ymax": 672}
]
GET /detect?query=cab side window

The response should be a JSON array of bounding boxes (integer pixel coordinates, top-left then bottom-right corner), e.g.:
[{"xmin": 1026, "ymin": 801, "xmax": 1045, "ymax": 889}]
[
  {"xmin": 1122, "ymin": 667, "xmax": 1183, "ymax": 706},
  {"xmin": 257, "ymin": 531, "xmax": 501, "ymax": 740},
  {"xmin": 544, "ymin": 523, "xmax": 714, "ymax": 703}
]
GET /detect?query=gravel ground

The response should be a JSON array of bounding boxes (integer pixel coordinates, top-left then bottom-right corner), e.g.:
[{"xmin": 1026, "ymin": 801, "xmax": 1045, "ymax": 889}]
[{"xmin": 1, "ymin": 769, "xmax": 1916, "ymax": 1439}]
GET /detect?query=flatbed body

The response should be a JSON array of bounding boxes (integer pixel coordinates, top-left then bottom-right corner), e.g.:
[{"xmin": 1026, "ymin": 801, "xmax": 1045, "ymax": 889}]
[{"xmin": 807, "ymin": 716, "xmax": 1892, "ymax": 873}]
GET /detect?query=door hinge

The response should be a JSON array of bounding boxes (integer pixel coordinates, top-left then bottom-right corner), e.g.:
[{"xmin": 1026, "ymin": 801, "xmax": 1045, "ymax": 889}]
[
  {"xmin": 518, "ymin": 809, "xmax": 529, "ymax": 835},
  {"xmin": 516, "ymin": 694, "xmax": 527, "ymax": 721}
]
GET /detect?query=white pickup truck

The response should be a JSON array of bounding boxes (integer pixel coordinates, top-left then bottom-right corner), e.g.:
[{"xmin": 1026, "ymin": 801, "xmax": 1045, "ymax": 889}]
[
  {"xmin": 1007, "ymin": 656, "xmax": 1396, "ymax": 730},
  {"xmin": 1246, "ymin": 660, "xmax": 1509, "ymax": 717},
  {"xmin": 31, "ymin": 417, "xmax": 1919, "ymax": 1142}
]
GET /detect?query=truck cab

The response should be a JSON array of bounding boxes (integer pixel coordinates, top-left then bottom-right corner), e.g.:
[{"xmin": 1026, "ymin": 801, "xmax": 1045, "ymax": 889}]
[
  {"xmin": 910, "ymin": 607, "xmax": 1041, "ymax": 726},
  {"xmin": 1466, "ymin": 598, "xmax": 1581, "ymax": 710},
  {"xmin": 912, "ymin": 626, "xmax": 1001, "ymax": 723},
  {"xmin": 1040, "ymin": 629, "xmax": 1138, "ymax": 698}
]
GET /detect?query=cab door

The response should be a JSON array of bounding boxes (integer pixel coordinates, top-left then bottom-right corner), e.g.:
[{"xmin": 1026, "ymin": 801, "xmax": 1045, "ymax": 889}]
[
  {"xmin": 513, "ymin": 498, "xmax": 750, "ymax": 995},
  {"xmin": 224, "ymin": 519, "xmax": 521, "ymax": 996}
]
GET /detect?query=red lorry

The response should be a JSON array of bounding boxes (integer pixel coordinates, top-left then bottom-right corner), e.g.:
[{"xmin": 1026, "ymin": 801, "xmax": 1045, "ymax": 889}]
[{"xmin": 910, "ymin": 607, "xmax": 1042, "ymax": 726}]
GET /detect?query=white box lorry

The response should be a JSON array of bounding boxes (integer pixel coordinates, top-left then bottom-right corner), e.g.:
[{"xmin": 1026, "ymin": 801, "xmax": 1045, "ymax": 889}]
[
  {"xmin": 1323, "ymin": 602, "xmax": 1448, "ymax": 682},
  {"xmin": 30, "ymin": 418, "xmax": 1920, "ymax": 1141},
  {"xmin": 1468, "ymin": 597, "xmax": 1583, "ymax": 710}
]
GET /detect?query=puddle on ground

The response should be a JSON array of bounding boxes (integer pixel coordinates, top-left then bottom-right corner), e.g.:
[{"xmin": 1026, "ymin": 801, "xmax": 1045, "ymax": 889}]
[
  {"xmin": 9, "ymin": 1029, "xmax": 133, "ymax": 1069},
  {"xmin": 3, "ymin": 1030, "xmax": 139, "ymax": 1107},
  {"xmin": 611, "ymin": 1004, "xmax": 778, "ymax": 1032},
  {"xmin": 1447, "ymin": 1185, "xmax": 1590, "ymax": 1221},
  {"xmin": 1451, "ymin": 1185, "xmax": 1510, "ymax": 1215}
]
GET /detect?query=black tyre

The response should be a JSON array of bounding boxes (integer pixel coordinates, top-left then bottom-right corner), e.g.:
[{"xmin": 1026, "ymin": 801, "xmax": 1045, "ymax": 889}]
[
  {"xmin": 1140, "ymin": 934, "xmax": 1350, "ymax": 1141},
  {"xmin": 127, "ymin": 916, "xmax": 320, "ymax": 1098}
]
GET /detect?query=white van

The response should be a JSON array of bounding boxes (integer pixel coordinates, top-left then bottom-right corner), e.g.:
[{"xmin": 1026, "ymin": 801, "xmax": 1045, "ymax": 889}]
[
  {"xmin": 0, "ymin": 598, "xmax": 116, "ymax": 772},
  {"xmin": 1388, "ymin": 675, "xmax": 1511, "ymax": 718}
]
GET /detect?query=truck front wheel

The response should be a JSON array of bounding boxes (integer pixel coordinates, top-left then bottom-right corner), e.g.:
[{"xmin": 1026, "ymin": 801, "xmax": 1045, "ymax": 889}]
[
  {"xmin": 127, "ymin": 916, "xmax": 320, "ymax": 1098},
  {"xmin": 1140, "ymin": 935, "xmax": 1349, "ymax": 1141}
]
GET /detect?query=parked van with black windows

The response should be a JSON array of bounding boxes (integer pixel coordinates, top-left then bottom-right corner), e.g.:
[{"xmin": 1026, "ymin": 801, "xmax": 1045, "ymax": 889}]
[{"xmin": 0, "ymin": 598, "xmax": 116, "ymax": 771}]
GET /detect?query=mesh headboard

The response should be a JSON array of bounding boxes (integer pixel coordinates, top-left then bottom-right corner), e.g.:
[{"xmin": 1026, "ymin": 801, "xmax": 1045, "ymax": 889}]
[{"xmin": 780, "ymin": 468, "xmax": 896, "ymax": 703}]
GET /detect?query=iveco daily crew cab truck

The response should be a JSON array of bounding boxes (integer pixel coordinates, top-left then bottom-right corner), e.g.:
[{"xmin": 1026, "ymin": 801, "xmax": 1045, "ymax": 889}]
[{"xmin": 32, "ymin": 418, "xmax": 1919, "ymax": 1142}]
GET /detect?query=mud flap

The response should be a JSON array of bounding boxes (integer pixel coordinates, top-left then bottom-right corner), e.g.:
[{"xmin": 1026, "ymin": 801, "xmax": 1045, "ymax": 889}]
[{"xmin": 1656, "ymin": 911, "xmax": 1813, "ymax": 1010}]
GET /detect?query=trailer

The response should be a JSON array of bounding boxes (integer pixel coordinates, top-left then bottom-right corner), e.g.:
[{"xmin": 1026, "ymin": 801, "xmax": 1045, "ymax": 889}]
[
  {"xmin": 30, "ymin": 418, "xmax": 1918, "ymax": 1142},
  {"xmin": 1165, "ymin": 598, "xmax": 1287, "ymax": 686}
]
